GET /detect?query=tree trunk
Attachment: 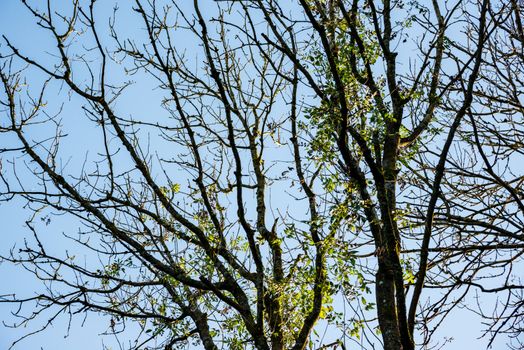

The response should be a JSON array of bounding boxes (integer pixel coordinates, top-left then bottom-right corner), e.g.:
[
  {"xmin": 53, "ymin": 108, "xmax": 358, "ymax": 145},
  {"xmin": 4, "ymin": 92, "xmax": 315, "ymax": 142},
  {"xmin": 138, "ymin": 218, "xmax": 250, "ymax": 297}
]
[{"xmin": 376, "ymin": 259, "xmax": 403, "ymax": 350}]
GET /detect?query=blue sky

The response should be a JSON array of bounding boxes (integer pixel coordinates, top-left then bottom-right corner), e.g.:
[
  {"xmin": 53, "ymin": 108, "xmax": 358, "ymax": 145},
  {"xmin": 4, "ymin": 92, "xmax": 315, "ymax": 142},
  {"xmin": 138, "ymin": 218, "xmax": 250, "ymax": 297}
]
[{"xmin": 0, "ymin": 1, "xmax": 513, "ymax": 349}]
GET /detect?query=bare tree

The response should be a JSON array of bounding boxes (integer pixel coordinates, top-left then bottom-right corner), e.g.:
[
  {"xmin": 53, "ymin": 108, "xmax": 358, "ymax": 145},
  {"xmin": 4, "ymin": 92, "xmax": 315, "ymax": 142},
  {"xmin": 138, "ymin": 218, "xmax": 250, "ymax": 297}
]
[{"xmin": 0, "ymin": 1, "xmax": 522, "ymax": 349}]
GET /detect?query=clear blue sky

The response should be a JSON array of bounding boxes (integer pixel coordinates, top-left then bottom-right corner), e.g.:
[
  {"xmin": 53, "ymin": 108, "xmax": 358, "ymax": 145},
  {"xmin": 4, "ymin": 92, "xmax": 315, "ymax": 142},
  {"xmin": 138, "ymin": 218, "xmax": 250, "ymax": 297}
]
[{"xmin": 0, "ymin": 1, "xmax": 511, "ymax": 349}]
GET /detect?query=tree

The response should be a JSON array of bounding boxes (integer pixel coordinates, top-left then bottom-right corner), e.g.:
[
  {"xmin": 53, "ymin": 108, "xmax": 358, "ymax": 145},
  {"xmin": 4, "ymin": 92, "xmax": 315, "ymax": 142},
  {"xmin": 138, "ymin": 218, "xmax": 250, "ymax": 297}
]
[{"xmin": 0, "ymin": 0, "xmax": 522, "ymax": 349}]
